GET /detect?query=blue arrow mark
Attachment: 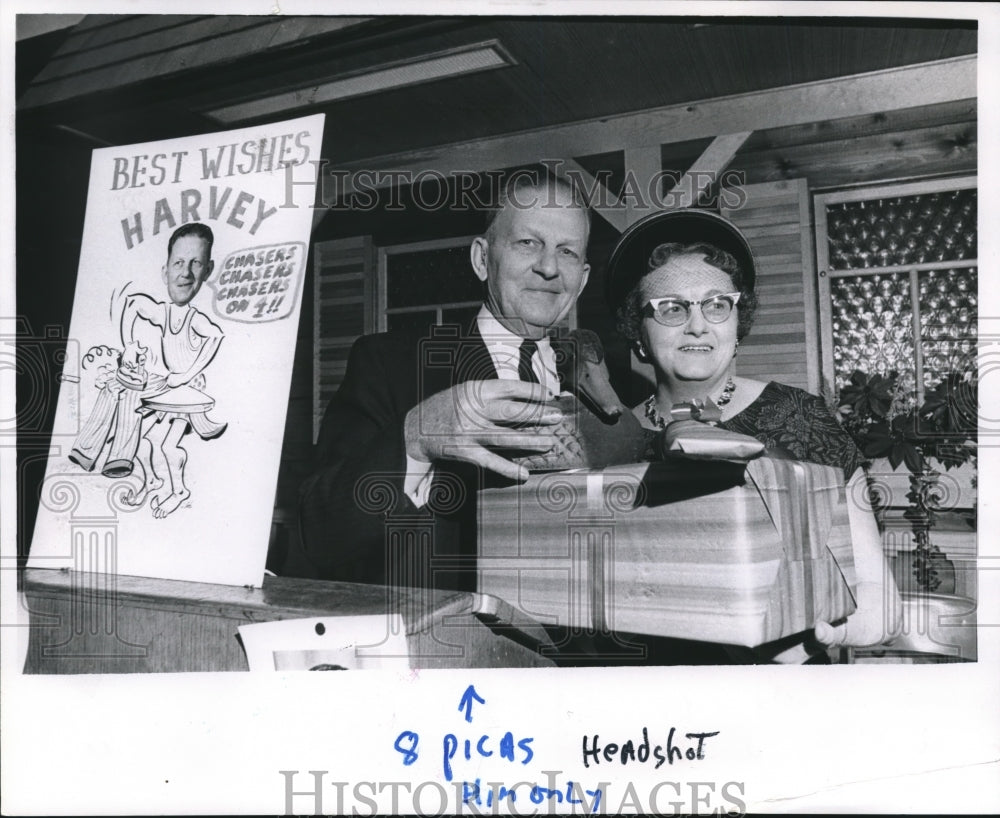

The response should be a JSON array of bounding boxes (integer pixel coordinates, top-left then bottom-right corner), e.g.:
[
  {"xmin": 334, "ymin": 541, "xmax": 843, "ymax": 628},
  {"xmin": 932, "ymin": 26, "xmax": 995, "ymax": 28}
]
[{"xmin": 458, "ymin": 685, "xmax": 486, "ymax": 723}]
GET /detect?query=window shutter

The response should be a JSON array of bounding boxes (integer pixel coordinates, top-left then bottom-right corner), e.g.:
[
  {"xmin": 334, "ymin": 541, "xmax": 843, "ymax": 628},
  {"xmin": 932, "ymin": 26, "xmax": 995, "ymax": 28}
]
[
  {"xmin": 313, "ymin": 236, "xmax": 375, "ymax": 442},
  {"xmin": 722, "ymin": 179, "xmax": 819, "ymax": 392}
]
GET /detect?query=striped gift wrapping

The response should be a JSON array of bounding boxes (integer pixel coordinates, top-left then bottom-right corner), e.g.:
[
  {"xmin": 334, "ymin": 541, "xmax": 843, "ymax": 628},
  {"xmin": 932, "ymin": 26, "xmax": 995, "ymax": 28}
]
[{"xmin": 477, "ymin": 458, "xmax": 857, "ymax": 648}]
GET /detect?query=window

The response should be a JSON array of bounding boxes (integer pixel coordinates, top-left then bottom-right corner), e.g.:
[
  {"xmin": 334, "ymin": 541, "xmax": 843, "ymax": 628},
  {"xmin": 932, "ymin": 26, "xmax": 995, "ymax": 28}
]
[
  {"xmin": 378, "ymin": 237, "xmax": 483, "ymax": 332},
  {"xmin": 377, "ymin": 236, "xmax": 578, "ymax": 332},
  {"xmin": 815, "ymin": 176, "xmax": 977, "ymax": 405}
]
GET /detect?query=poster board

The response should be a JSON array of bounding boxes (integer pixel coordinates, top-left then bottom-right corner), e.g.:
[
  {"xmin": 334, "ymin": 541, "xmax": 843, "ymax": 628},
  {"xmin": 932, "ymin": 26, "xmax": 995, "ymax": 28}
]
[{"xmin": 28, "ymin": 114, "xmax": 325, "ymax": 586}]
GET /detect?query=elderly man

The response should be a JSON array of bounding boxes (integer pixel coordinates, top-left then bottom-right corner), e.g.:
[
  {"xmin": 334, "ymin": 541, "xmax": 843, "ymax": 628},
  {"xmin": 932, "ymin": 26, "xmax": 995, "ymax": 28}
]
[{"xmin": 293, "ymin": 176, "xmax": 592, "ymax": 591}]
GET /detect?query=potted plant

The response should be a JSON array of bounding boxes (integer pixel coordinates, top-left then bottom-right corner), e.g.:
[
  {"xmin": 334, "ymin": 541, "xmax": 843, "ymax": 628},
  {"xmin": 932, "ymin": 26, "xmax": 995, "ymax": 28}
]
[{"xmin": 832, "ymin": 369, "xmax": 977, "ymax": 592}]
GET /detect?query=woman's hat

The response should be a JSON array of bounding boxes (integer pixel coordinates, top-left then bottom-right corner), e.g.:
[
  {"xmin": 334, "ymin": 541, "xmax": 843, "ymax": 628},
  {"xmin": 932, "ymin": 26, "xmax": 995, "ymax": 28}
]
[{"xmin": 605, "ymin": 209, "xmax": 756, "ymax": 310}]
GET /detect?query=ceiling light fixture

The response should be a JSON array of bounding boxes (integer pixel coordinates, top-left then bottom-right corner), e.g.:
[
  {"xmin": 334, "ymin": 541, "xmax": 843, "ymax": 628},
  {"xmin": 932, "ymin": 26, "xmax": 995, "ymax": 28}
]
[{"xmin": 207, "ymin": 40, "xmax": 515, "ymax": 124}]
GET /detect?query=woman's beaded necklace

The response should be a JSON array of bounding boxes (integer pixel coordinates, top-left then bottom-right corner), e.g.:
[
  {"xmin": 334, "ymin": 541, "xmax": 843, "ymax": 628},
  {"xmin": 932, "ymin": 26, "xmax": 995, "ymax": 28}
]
[{"xmin": 643, "ymin": 377, "xmax": 736, "ymax": 430}]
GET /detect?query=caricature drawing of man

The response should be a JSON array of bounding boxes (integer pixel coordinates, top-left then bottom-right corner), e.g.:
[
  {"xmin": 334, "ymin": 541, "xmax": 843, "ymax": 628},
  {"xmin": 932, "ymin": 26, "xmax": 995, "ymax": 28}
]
[{"xmin": 69, "ymin": 222, "xmax": 226, "ymax": 518}]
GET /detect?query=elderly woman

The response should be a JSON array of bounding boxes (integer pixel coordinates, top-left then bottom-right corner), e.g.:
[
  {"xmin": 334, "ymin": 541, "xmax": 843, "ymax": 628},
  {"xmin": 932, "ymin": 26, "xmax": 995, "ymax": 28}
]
[{"xmin": 607, "ymin": 209, "xmax": 901, "ymax": 663}]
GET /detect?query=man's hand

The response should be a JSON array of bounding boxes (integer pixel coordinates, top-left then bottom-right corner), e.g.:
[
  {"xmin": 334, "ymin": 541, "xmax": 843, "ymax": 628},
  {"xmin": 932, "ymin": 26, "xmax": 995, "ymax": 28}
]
[
  {"xmin": 814, "ymin": 581, "xmax": 903, "ymax": 648},
  {"xmin": 404, "ymin": 380, "xmax": 563, "ymax": 481},
  {"xmin": 165, "ymin": 372, "xmax": 189, "ymax": 389}
]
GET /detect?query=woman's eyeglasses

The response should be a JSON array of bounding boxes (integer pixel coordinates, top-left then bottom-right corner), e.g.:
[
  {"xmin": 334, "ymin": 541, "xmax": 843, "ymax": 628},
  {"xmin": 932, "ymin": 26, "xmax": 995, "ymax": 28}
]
[{"xmin": 644, "ymin": 292, "xmax": 741, "ymax": 327}]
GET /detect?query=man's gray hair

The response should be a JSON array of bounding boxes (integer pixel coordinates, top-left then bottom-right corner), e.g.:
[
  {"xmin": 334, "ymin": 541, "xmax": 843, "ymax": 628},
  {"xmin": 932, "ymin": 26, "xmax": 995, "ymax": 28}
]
[{"xmin": 483, "ymin": 173, "xmax": 592, "ymax": 245}]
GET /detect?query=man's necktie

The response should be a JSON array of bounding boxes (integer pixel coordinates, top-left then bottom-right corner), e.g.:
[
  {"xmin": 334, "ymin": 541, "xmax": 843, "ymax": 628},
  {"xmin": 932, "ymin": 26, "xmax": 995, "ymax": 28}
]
[{"xmin": 517, "ymin": 339, "xmax": 540, "ymax": 384}]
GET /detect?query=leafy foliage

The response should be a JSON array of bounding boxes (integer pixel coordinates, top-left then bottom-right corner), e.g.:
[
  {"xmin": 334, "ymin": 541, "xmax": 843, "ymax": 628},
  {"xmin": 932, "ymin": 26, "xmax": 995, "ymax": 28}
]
[
  {"xmin": 835, "ymin": 369, "xmax": 977, "ymax": 593},
  {"xmin": 836, "ymin": 369, "xmax": 976, "ymax": 472}
]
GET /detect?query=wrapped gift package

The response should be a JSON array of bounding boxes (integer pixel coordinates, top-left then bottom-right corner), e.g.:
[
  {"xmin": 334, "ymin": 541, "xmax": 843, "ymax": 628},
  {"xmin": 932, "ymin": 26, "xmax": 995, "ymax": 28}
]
[{"xmin": 477, "ymin": 458, "xmax": 858, "ymax": 648}]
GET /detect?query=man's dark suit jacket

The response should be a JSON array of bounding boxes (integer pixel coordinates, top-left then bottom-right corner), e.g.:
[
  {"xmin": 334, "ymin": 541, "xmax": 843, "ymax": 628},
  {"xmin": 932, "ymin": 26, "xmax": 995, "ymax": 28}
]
[{"xmin": 292, "ymin": 321, "xmax": 565, "ymax": 592}]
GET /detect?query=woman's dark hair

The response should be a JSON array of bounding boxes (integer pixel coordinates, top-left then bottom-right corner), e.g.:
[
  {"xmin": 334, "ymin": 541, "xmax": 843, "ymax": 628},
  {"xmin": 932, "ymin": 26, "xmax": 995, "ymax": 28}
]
[{"xmin": 616, "ymin": 241, "xmax": 758, "ymax": 343}]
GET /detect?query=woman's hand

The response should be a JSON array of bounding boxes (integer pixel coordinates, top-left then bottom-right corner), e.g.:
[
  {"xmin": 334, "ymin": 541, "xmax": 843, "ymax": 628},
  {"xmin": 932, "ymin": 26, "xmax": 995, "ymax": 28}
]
[
  {"xmin": 817, "ymin": 468, "xmax": 904, "ymax": 649},
  {"xmin": 814, "ymin": 580, "xmax": 903, "ymax": 648}
]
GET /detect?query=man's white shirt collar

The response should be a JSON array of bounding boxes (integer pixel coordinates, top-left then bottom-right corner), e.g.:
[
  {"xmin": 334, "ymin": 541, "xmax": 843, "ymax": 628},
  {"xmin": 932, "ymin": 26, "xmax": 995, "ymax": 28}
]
[{"xmin": 476, "ymin": 305, "xmax": 558, "ymax": 398}]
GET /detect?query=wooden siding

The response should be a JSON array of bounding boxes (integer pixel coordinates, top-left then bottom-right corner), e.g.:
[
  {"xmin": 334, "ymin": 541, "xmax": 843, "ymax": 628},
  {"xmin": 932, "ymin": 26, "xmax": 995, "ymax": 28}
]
[
  {"xmin": 736, "ymin": 120, "xmax": 976, "ymax": 190},
  {"xmin": 725, "ymin": 179, "xmax": 815, "ymax": 392},
  {"xmin": 20, "ymin": 15, "xmax": 369, "ymax": 110},
  {"xmin": 312, "ymin": 236, "xmax": 375, "ymax": 443}
]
